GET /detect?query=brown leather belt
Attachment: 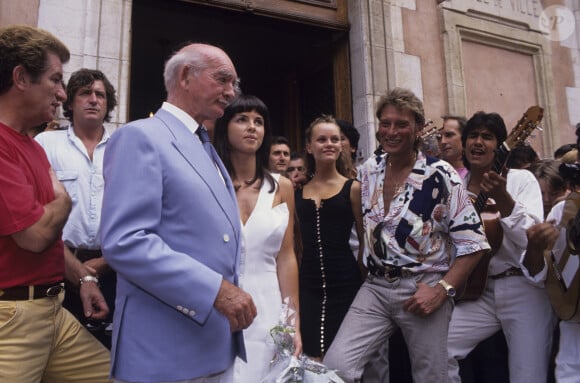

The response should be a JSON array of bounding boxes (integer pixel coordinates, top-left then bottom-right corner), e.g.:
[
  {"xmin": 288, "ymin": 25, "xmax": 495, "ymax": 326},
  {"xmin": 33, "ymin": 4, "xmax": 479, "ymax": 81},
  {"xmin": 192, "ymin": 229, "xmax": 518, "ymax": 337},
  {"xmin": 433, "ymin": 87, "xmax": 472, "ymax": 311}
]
[
  {"xmin": 0, "ymin": 282, "xmax": 65, "ymax": 300},
  {"xmin": 68, "ymin": 247, "xmax": 102, "ymax": 263},
  {"xmin": 490, "ymin": 267, "xmax": 523, "ymax": 280}
]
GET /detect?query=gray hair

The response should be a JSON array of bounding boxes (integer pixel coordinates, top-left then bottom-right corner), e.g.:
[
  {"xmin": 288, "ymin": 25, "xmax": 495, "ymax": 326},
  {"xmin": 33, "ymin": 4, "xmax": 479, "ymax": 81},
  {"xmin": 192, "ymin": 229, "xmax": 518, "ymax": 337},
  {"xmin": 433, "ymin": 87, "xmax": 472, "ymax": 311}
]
[{"xmin": 163, "ymin": 49, "xmax": 207, "ymax": 94}]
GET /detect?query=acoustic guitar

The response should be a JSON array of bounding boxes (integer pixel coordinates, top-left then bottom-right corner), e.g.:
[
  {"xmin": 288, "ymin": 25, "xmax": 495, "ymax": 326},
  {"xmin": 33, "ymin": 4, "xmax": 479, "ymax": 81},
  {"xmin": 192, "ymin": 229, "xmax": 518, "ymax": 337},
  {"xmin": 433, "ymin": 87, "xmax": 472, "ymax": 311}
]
[
  {"xmin": 544, "ymin": 191, "xmax": 580, "ymax": 321},
  {"xmin": 457, "ymin": 105, "xmax": 544, "ymax": 301}
]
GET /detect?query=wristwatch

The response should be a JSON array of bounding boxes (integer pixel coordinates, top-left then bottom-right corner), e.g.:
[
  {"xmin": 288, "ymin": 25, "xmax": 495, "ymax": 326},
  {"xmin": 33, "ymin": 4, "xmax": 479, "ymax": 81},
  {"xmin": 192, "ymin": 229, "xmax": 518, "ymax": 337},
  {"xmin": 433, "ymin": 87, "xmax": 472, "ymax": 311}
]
[
  {"xmin": 79, "ymin": 275, "xmax": 100, "ymax": 287},
  {"xmin": 437, "ymin": 279, "xmax": 457, "ymax": 298}
]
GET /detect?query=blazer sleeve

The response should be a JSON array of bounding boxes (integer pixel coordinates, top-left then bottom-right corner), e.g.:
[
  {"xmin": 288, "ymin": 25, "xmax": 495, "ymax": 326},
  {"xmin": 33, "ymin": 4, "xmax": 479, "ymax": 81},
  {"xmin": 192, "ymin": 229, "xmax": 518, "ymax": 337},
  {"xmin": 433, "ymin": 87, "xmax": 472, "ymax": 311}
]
[{"xmin": 100, "ymin": 123, "xmax": 224, "ymax": 325}]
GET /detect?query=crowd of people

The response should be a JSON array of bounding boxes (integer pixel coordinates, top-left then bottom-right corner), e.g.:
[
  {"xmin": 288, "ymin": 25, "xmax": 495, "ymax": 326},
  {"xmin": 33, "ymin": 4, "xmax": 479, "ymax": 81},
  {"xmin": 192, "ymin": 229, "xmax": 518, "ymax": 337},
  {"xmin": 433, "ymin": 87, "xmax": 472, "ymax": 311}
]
[{"xmin": 1, "ymin": 24, "xmax": 579, "ymax": 383}]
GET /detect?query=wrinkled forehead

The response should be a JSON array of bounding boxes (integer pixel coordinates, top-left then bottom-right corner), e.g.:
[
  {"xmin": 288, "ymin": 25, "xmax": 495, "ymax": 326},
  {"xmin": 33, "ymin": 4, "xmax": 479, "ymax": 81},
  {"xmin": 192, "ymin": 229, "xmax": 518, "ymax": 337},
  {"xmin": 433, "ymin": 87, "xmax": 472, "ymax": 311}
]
[{"xmin": 205, "ymin": 48, "xmax": 236, "ymax": 74}]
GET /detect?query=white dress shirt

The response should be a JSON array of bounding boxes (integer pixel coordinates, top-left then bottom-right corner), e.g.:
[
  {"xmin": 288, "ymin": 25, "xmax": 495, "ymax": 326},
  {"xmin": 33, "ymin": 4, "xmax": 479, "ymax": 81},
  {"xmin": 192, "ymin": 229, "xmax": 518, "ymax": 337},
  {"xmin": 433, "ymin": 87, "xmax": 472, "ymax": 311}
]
[{"xmin": 36, "ymin": 125, "xmax": 109, "ymax": 249}]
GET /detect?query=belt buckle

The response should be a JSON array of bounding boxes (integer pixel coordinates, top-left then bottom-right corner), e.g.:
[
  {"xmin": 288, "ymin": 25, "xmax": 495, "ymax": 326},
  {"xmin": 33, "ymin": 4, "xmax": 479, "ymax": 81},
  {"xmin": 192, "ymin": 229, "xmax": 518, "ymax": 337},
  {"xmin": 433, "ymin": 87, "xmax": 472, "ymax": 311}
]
[
  {"xmin": 45, "ymin": 284, "xmax": 63, "ymax": 297},
  {"xmin": 385, "ymin": 274, "xmax": 399, "ymax": 282},
  {"xmin": 384, "ymin": 267, "xmax": 400, "ymax": 282}
]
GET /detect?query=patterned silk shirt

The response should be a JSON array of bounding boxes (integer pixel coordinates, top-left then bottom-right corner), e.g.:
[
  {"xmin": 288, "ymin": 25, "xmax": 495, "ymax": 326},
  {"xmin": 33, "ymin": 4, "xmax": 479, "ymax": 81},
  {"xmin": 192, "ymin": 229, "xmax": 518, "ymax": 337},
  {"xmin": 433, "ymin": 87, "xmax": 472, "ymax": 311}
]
[{"xmin": 358, "ymin": 150, "xmax": 490, "ymax": 274}]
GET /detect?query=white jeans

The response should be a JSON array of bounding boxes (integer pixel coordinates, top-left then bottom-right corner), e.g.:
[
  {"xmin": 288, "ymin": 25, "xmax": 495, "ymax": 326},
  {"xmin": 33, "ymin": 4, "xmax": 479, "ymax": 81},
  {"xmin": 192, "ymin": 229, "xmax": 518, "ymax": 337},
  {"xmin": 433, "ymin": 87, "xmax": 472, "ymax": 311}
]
[
  {"xmin": 555, "ymin": 321, "xmax": 580, "ymax": 383},
  {"xmin": 447, "ymin": 276, "xmax": 556, "ymax": 383},
  {"xmin": 324, "ymin": 272, "xmax": 451, "ymax": 383}
]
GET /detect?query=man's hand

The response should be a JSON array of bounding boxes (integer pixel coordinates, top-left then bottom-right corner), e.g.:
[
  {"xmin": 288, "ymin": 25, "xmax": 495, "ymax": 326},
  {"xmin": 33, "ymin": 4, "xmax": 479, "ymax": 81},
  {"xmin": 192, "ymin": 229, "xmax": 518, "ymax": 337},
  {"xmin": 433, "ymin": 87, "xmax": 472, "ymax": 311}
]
[
  {"xmin": 524, "ymin": 221, "xmax": 560, "ymax": 276},
  {"xmin": 481, "ymin": 171, "xmax": 514, "ymax": 217},
  {"xmin": 403, "ymin": 282, "xmax": 447, "ymax": 317},
  {"xmin": 79, "ymin": 280, "xmax": 109, "ymax": 320},
  {"xmin": 527, "ymin": 221, "xmax": 559, "ymax": 252},
  {"xmin": 214, "ymin": 279, "xmax": 257, "ymax": 332},
  {"xmin": 84, "ymin": 257, "xmax": 111, "ymax": 277}
]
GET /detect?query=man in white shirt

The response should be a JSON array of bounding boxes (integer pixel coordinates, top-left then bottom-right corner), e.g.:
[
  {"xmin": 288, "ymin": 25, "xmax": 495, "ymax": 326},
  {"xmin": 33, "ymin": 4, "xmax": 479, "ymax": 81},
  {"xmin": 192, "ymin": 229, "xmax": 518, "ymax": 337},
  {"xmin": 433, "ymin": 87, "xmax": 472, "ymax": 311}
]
[
  {"xmin": 36, "ymin": 68, "xmax": 117, "ymax": 348},
  {"xmin": 446, "ymin": 111, "xmax": 556, "ymax": 383}
]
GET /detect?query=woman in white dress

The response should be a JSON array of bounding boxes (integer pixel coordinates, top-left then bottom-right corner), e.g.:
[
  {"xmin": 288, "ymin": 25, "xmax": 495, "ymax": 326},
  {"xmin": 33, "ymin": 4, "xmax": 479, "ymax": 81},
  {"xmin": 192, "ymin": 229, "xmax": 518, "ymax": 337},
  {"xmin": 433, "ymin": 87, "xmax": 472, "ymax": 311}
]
[{"xmin": 214, "ymin": 94, "xmax": 302, "ymax": 381}]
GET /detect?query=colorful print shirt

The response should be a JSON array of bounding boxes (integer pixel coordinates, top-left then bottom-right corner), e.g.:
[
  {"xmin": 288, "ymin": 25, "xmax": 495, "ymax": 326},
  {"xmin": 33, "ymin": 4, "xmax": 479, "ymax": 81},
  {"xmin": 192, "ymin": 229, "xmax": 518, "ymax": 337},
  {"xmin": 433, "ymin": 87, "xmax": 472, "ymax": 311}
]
[{"xmin": 358, "ymin": 150, "xmax": 490, "ymax": 274}]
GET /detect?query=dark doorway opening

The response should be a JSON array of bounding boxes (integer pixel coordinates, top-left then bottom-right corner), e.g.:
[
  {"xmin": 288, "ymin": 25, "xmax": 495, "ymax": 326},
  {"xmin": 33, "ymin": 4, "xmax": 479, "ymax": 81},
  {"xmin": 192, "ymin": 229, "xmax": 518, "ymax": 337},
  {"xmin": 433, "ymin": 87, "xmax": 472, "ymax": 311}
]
[{"xmin": 130, "ymin": 0, "xmax": 350, "ymax": 151}]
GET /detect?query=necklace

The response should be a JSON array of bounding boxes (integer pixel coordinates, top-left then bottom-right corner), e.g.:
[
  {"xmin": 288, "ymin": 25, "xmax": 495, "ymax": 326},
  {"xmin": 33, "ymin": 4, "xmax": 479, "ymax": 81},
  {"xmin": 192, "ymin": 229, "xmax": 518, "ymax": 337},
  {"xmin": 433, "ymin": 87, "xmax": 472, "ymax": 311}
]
[
  {"xmin": 233, "ymin": 177, "xmax": 258, "ymax": 192},
  {"xmin": 387, "ymin": 152, "xmax": 417, "ymax": 194}
]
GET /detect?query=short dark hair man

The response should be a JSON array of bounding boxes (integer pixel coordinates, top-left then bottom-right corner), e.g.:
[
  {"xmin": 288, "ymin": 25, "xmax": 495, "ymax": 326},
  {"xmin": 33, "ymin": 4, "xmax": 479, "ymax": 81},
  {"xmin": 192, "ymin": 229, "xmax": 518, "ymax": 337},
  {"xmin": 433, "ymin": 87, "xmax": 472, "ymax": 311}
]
[
  {"xmin": 447, "ymin": 111, "xmax": 554, "ymax": 383},
  {"xmin": 269, "ymin": 135, "xmax": 291, "ymax": 173},
  {"xmin": 286, "ymin": 151, "xmax": 308, "ymax": 190},
  {"xmin": 439, "ymin": 115, "xmax": 468, "ymax": 178},
  {"xmin": 0, "ymin": 25, "xmax": 110, "ymax": 382}
]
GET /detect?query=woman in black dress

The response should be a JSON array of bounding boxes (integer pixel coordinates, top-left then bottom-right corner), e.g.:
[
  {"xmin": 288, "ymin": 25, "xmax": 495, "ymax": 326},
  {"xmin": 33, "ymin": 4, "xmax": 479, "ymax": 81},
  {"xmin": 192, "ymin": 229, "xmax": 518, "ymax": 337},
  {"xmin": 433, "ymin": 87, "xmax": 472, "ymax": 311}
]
[{"xmin": 296, "ymin": 115, "xmax": 366, "ymax": 360}]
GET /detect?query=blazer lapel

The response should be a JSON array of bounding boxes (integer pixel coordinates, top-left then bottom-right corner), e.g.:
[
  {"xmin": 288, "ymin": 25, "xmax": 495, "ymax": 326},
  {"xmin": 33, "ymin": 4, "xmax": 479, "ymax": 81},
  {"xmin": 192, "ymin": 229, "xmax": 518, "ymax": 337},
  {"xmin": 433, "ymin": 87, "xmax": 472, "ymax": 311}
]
[{"xmin": 154, "ymin": 109, "xmax": 240, "ymax": 235}]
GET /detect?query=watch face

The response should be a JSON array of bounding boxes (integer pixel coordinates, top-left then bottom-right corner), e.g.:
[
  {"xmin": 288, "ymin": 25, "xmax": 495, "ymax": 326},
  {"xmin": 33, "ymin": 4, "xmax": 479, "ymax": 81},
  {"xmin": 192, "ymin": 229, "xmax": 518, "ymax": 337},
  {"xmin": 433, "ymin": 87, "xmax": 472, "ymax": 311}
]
[{"xmin": 448, "ymin": 288, "xmax": 457, "ymax": 297}]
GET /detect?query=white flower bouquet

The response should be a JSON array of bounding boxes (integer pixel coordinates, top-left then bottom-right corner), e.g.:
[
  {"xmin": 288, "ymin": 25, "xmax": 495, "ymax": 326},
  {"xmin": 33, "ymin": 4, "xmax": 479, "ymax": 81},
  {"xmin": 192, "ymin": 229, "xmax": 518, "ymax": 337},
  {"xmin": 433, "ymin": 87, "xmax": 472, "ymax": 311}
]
[{"xmin": 260, "ymin": 298, "xmax": 345, "ymax": 383}]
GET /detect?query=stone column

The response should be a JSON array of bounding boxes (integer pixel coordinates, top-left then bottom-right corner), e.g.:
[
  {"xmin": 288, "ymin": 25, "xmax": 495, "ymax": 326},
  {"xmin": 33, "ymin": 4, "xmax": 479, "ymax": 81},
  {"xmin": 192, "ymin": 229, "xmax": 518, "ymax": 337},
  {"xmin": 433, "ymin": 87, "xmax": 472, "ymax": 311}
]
[
  {"xmin": 38, "ymin": 0, "xmax": 132, "ymax": 130},
  {"xmin": 348, "ymin": 0, "xmax": 422, "ymax": 161}
]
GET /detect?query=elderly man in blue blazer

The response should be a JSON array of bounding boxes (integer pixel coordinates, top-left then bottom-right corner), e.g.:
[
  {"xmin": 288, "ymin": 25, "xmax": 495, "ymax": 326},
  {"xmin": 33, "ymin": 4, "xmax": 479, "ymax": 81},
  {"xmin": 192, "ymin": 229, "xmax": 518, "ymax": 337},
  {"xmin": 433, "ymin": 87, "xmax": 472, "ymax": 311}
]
[{"xmin": 100, "ymin": 43, "xmax": 256, "ymax": 383}]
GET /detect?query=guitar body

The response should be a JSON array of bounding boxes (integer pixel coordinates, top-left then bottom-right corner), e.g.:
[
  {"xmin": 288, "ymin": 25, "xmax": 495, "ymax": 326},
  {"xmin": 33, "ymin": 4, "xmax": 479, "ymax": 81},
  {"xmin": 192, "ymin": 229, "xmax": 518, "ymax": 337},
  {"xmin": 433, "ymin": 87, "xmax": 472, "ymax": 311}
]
[
  {"xmin": 458, "ymin": 203, "xmax": 503, "ymax": 300},
  {"xmin": 456, "ymin": 106, "xmax": 543, "ymax": 301},
  {"xmin": 459, "ymin": 252, "xmax": 492, "ymax": 301},
  {"xmin": 481, "ymin": 206, "xmax": 504, "ymax": 253},
  {"xmin": 544, "ymin": 192, "xmax": 580, "ymax": 322}
]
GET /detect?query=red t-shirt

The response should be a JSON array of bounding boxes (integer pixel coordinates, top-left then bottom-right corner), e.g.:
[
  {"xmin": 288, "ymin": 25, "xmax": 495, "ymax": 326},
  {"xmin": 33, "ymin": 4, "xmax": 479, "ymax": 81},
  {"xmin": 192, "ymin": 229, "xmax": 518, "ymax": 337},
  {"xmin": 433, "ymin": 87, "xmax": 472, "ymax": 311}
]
[{"xmin": 0, "ymin": 123, "xmax": 64, "ymax": 287}]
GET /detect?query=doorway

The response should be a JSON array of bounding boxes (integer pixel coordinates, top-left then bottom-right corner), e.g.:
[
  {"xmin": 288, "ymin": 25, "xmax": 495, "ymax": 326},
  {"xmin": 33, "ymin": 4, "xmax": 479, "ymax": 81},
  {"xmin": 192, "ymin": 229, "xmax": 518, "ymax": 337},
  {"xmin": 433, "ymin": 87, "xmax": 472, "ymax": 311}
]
[{"xmin": 129, "ymin": 0, "xmax": 351, "ymax": 151}]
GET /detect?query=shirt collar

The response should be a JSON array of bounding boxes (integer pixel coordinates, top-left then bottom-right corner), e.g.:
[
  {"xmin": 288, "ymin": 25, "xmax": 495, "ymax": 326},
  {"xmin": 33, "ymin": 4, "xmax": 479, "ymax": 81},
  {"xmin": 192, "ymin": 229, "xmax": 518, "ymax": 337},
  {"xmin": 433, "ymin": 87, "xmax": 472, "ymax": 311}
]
[
  {"xmin": 161, "ymin": 101, "xmax": 200, "ymax": 137},
  {"xmin": 67, "ymin": 124, "xmax": 110, "ymax": 145}
]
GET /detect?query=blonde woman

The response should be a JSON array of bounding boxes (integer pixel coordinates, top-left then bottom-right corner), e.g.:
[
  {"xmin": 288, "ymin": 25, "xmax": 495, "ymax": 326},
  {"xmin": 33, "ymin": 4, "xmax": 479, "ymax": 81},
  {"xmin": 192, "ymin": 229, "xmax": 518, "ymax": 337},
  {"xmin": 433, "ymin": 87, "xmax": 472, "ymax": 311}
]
[{"xmin": 295, "ymin": 115, "xmax": 365, "ymax": 360}]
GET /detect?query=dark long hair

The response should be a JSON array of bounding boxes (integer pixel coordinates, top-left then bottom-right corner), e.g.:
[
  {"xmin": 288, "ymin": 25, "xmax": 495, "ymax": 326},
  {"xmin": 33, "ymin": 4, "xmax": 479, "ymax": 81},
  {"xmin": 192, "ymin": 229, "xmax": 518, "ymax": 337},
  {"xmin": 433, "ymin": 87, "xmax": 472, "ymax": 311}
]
[{"xmin": 214, "ymin": 94, "xmax": 276, "ymax": 192}]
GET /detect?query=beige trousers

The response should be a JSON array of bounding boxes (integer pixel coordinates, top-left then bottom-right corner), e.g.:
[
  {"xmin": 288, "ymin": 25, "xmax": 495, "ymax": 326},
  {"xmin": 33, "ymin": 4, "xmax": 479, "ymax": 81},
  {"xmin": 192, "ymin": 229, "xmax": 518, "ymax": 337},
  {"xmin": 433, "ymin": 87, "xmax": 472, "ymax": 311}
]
[{"xmin": 0, "ymin": 292, "xmax": 111, "ymax": 383}]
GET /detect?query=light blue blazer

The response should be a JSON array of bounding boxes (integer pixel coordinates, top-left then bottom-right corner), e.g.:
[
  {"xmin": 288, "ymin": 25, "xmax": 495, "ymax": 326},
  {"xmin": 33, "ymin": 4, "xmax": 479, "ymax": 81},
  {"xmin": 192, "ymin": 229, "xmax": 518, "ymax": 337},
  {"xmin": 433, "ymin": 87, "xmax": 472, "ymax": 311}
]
[{"xmin": 100, "ymin": 109, "xmax": 244, "ymax": 382}]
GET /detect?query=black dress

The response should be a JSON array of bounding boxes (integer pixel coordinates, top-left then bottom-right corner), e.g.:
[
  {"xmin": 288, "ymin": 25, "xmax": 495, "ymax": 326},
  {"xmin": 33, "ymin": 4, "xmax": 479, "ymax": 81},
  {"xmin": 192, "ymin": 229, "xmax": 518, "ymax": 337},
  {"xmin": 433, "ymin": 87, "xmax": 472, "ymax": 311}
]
[{"xmin": 296, "ymin": 179, "xmax": 363, "ymax": 357}]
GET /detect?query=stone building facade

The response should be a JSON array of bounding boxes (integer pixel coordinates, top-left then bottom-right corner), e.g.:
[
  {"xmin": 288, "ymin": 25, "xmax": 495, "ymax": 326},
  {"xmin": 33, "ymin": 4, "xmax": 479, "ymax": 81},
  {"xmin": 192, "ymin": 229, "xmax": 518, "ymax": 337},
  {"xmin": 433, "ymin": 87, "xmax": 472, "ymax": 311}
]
[{"xmin": 1, "ymin": 0, "xmax": 578, "ymax": 159}]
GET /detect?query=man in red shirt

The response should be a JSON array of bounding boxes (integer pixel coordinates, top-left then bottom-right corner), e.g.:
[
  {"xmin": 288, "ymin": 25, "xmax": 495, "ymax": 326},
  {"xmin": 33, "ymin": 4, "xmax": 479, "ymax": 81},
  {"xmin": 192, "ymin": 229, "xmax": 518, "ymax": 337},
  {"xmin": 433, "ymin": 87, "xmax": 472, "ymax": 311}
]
[{"xmin": 0, "ymin": 25, "xmax": 110, "ymax": 382}]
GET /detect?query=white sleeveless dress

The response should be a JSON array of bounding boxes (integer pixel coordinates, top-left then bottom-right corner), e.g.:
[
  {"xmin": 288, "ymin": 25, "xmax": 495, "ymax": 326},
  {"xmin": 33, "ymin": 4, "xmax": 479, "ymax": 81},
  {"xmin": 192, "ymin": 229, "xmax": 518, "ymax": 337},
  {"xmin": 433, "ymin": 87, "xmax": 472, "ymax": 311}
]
[{"xmin": 233, "ymin": 174, "xmax": 289, "ymax": 382}]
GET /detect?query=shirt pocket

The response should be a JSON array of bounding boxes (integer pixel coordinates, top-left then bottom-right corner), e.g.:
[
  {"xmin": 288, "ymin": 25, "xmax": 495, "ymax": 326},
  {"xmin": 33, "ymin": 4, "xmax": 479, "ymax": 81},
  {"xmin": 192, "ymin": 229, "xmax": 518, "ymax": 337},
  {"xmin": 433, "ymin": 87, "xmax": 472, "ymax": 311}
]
[{"xmin": 55, "ymin": 170, "xmax": 79, "ymax": 203}]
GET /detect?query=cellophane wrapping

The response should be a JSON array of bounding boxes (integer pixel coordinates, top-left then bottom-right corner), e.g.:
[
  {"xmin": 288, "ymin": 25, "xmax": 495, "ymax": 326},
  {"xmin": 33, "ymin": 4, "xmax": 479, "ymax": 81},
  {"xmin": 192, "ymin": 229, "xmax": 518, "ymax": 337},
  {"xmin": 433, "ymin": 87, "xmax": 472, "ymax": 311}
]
[{"xmin": 260, "ymin": 298, "xmax": 345, "ymax": 383}]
